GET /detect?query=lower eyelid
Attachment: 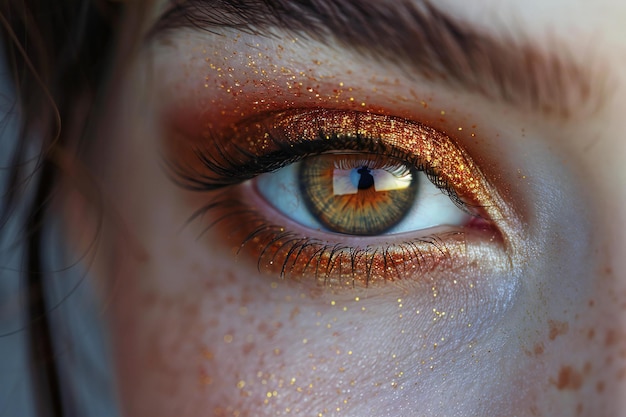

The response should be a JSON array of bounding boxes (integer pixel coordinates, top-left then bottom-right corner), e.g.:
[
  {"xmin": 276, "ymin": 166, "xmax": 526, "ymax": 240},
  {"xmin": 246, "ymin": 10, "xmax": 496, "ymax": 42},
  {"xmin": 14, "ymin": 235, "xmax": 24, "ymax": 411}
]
[{"xmin": 192, "ymin": 183, "xmax": 506, "ymax": 289}]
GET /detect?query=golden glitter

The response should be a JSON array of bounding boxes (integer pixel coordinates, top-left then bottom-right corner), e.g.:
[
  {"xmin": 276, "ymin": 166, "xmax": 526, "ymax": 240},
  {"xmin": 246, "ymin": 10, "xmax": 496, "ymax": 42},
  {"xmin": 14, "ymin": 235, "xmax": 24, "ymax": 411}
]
[
  {"xmin": 200, "ymin": 374, "xmax": 213, "ymax": 385},
  {"xmin": 237, "ymin": 380, "xmax": 246, "ymax": 389},
  {"xmin": 198, "ymin": 109, "xmax": 506, "ymax": 287},
  {"xmin": 223, "ymin": 334, "xmax": 233, "ymax": 343},
  {"xmin": 202, "ymin": 348, "xmax": 214, "ymax": 360},
  {"xmin": 354, "ymin": 296, "xmax": 360, "ymax": 302},
  {"xmin": 440, "ymin": 110, "xmax": 446, "ymax": 115},
  {"xmin": 330, "ymin": 300, "xmax": 336, "ymax": 306}
]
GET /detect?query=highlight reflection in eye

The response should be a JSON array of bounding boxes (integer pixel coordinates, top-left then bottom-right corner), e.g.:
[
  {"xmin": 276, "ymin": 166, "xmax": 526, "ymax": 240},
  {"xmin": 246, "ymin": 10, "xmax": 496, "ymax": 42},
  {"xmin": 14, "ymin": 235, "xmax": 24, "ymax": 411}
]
[
  {"xmin": 255, "ymin": 153, "xmax": 471, "ymax": 236},
  {"xmin": 171, "ymin": 109, "xmax": 509, "ymax": 287}
]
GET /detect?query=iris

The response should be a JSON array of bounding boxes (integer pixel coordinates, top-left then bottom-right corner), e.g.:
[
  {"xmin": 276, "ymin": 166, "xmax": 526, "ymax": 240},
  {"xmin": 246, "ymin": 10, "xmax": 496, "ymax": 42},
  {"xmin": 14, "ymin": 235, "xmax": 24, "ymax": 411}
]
[{"xmin": 299, "ymin": 154, "xmax": 419, "ymax": 235}]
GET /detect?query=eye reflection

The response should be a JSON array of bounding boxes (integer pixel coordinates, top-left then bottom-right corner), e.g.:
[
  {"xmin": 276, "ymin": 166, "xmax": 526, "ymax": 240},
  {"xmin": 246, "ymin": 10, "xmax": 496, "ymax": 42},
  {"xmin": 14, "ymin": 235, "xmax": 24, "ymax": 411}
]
[{"xmin": 255, "ymin": 153, "xmax": 470, "ymax": 237}]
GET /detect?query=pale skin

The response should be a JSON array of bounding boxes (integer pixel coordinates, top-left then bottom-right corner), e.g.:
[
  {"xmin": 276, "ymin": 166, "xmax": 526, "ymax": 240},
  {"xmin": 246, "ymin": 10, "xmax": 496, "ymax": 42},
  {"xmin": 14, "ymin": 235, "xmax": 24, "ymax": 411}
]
[{"xmin": 62, "ymin": 0, "xmax": 626, "ymax": 416}]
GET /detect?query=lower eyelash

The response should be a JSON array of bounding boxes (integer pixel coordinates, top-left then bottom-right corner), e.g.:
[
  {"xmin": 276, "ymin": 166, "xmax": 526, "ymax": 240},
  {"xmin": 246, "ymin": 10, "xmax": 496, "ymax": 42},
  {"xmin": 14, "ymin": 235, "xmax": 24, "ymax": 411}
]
[{"xmin": 188, "ymin": 188, "xmax": 476, "ymax": 288}]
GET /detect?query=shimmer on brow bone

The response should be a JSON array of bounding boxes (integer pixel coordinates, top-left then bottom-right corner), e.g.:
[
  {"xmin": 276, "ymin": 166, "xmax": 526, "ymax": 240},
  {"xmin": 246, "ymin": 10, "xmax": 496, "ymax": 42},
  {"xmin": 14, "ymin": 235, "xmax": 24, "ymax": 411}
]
[{"xmin": 153, "ymin": 0, "xmax": 601, "ymax": 119}]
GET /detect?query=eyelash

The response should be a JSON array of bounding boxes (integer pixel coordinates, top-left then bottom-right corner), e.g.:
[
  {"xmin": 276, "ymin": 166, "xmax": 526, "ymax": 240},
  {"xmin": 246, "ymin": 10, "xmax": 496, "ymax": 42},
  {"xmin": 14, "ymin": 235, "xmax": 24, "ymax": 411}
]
[
  {"xmin": 177, "ymin": 132, "xmax": 468, "ymax": 212},
  {"xmin": 169, "ymin": 109, "xmax": 503, "ymax": 287}
]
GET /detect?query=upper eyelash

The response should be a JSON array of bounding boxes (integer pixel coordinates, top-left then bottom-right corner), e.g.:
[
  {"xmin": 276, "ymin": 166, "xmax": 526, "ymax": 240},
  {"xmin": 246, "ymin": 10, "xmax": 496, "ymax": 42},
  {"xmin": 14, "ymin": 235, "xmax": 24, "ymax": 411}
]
[{"xmin": 167, "ymin": 129, "xmax": 474, "ymax": 214}]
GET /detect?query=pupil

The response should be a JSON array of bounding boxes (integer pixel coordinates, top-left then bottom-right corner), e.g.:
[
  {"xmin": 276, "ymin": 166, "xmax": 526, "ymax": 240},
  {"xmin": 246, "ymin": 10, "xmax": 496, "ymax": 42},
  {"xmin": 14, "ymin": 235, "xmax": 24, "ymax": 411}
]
[{"xmin": 357, "ymin": 166, "xmax": 375, "ymax": 190}]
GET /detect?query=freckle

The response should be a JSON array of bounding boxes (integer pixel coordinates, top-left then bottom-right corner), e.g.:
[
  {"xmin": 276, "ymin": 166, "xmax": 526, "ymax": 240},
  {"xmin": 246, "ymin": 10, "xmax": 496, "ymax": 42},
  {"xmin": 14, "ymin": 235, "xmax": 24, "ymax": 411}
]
[
  {"xmin": 548, "ymin": 320, "xmax": 569, "ymax": 340},
  {"xmin": 587, "ymin": 329, "xmax": 595, "ymax": 340},
  {"xmin": 605, "ymin": 329, "xmax": 618, "ymax": 346},
  {"xmin": 551, "ymin": 366, "xmax": 583, "ymax": 390},
  {"xmin": 583, "ymin": 362, "xmax": 592, "ymax": 374},
  {"xmin": 596, "ymin": 381, "xmax": 605, "ymax": 393},
  {"xmin": 533, "ymin": 343, "xmax": 544, "ymax": 356},
  {"xmin": 199, "ymin": 369, "xmax": 213, "ymax": 386},
  {"xmin": 289, "ymin": 306, "xmax": 300, "ymax": 320},
  {"xmin": 202, "ymin": 348, "xmax": 214, "ymax": 360},
  {"xmin": 576, "ymin": 403, "xmax": 583, "ymax": 415},
  {"xmin": 588, "ymin": 299, "xmax": 595, "ymax": 307},
  {"xmin": 239, "ymin": 342, "xmax": 254, "ymax": 355}
]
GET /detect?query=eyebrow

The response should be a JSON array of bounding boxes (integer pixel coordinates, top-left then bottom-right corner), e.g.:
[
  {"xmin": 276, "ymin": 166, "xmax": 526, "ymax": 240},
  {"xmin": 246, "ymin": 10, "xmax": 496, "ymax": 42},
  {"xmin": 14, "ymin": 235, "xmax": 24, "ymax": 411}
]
[{"xmin": 152, "ymin": 0, "xmax": 602, "ymax": 119}]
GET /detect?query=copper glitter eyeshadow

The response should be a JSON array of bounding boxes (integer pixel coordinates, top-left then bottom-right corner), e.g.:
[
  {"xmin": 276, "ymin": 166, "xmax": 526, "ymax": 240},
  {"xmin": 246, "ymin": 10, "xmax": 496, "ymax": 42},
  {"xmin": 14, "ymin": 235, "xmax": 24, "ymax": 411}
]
[{"xmin": 172, "ymin": 108, "xmax": 511, "ymax": 288}]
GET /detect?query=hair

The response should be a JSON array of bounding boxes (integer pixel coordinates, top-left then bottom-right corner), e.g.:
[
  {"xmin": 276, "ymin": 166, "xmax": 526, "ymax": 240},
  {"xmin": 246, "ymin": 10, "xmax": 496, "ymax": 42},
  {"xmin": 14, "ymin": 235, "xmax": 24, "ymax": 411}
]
[{"xmin": 0, "ymin": 1, "xmax": 124, "ymax": 415}]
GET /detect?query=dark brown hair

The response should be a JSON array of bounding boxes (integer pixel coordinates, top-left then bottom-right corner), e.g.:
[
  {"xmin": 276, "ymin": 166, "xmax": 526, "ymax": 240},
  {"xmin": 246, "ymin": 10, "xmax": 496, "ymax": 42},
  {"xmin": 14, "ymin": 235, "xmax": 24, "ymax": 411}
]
[{"xmin": 0, "ymin": 1, "xmax": 121, "ymax": 415}]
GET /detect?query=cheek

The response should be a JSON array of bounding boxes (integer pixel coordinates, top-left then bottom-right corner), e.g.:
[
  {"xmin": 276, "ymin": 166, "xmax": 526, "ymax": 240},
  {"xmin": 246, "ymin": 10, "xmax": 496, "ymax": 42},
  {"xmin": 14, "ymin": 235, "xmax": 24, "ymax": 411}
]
[{"xmin": 102, "ymin": 227, "xmax": 529, "ymax": 417}]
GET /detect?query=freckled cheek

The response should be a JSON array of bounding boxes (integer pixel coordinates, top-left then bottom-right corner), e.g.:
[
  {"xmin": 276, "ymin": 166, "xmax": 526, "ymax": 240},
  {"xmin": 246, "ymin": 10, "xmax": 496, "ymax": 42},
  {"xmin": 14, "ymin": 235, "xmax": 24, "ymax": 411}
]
[
  {"xmin": 107, "ymin": 257, "xmax": 369, "ymax": 417},
  {"xmin": 106, "ymin": 251, "xmax": 525, "ymax": 417}
]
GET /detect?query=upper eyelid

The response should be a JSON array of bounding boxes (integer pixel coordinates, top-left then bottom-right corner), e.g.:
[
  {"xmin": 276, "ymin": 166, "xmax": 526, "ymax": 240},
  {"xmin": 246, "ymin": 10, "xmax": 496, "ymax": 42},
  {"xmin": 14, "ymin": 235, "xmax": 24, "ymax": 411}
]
[{"xmin": 167, "ymin": 108, "xmax": 499, "ymax": 219}]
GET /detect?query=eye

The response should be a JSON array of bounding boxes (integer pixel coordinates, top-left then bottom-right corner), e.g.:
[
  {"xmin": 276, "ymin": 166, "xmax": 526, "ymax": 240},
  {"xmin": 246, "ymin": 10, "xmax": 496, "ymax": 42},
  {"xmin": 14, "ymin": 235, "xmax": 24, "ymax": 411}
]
[
  {"xmin": 255, "ymin": 153, "xmax": 471, "ymax": 236},
  {"xmin": 170, "ymin": 109, "xmax": 509, "ymax": 287}
]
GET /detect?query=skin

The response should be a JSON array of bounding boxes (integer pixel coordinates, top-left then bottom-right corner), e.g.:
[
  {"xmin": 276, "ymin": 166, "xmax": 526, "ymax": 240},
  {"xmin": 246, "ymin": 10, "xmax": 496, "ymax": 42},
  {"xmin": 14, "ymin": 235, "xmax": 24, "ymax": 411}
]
[{"xmin": 63, "ymin": 0, "xmax": 626, "ymax": 416}]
